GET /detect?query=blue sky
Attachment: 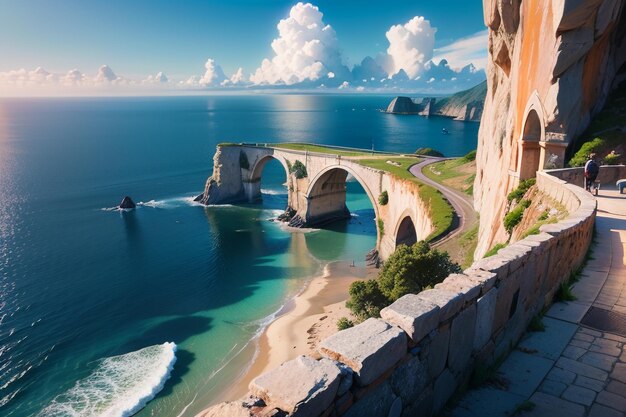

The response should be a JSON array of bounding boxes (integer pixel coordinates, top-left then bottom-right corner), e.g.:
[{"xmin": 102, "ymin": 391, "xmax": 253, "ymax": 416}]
[{"xmin": 0, "ymin": 0, "xmax": 487, "ymax": 94}]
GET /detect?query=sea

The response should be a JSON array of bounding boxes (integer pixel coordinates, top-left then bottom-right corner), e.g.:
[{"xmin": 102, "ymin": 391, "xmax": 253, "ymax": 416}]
[{"xmin": 0, "ymin": 94, "xmax": 478, "ymax": 417}]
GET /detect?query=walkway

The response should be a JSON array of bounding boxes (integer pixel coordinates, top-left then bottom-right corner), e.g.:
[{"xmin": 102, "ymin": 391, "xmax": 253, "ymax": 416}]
[
  {"xmin": 449, "ymin": 184, "xmax": 626, "ymax": 417},
  {"xmin": 409, "ymin": 158, "xmax": 477, "ymax": 246}
]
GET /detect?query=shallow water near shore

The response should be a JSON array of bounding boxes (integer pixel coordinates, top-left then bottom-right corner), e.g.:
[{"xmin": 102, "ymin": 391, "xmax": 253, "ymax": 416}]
[{"xmin": 0, "ymin": 95, "xmax": 477, "ymax": 416}]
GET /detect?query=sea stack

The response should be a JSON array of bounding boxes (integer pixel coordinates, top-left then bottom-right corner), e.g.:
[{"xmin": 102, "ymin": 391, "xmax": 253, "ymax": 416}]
[{"xmin": 119, "ymin": 196, "xmax": 136, "ymax": 209}]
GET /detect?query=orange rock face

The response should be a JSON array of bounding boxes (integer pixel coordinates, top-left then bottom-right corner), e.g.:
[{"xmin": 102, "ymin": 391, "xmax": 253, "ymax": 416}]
[{"xmin": 474, "ymin": 0, "xmax": 626, "ymax": 257}]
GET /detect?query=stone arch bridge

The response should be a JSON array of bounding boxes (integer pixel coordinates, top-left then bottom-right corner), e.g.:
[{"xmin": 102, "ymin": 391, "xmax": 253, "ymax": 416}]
[{"xmin": 196, "ymin": 144, "xmax": 437, "ymax": 260}]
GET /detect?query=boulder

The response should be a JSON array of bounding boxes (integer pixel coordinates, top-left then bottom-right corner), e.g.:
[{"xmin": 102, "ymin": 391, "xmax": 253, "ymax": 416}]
[
  {"xmin": 249, "ymin": 355, "xmax": 341, "ymax": 417},
  {"xmin": 319, "ymin": 318, "xmax": 406, "ymax": 386},
  {"xmin": 119, "ymin": 196, "xmax": 136, "ymax": 209},
  {"xmin": 380, "ymin": 294, "xmax": 440, "ymax": 343}
]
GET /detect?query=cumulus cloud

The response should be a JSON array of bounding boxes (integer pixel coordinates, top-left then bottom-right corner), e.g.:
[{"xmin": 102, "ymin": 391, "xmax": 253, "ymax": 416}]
[
  {"xmin": 250, "ymin": 2, "xmax": 350, "ymax": 85},
  {"xmin": 432, "ymin": 29, "xmax": 488, "ymax": 70},
  {"xmin": 95, "ymin": 65, "xmax": 118, "ymax": 83},
  {"xmin": 143, "ymin": 71, "xmax": 169, "ymax": 85},
  {"xmin": 199, "ymin": 58, "xmax": 227, "ymax": 86},
  {"xmin": 221, "ymin": 67, "xmax": 248, "ymax": 86},
  {"xmin": 385, "ymin": 16, "xmax": 436, "ymax": 79}
]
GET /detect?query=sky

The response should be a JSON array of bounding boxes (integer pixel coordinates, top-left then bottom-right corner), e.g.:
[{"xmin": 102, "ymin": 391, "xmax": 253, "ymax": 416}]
[{"xmin": 0, "ymin": 0, "xmax": 488, "ymax": 95}]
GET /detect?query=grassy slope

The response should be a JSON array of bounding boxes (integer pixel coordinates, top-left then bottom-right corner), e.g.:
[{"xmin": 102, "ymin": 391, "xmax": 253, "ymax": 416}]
[
  {"xmin": 271, "ymin": 143, "xmax": 370, "ymax": 157},
  {"xmin": 432, "ymin": 81, "xmax": 487, "ymax": 114},
  {"xmin": 357, "ymin": 157, "xmax": 454, "ymax": 241}
]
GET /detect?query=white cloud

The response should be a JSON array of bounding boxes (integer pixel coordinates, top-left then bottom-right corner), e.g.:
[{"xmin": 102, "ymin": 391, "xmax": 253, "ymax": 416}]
[
  {"xmin": 199, "ymin": 58, "xmax": 227, "ymax": 86},
  {"xmin": 385, "ymin": 16, "xmax": 437, "ymax": 78},
  {"xmin": 250, "ymin": 2, "xmax": 349, "ymax": 85},
  {"xmin": 432, "ymin": 29, "xmax": 488, "ymax": 70},
  {"xmin": 95, "ymin": 65, "xmax": 118, "ymax": 83},
  {"xmin": 143, "ymin": 71, "xmax": 169, "ymax": 84},
  {"xmin": 221, "ymin": 67, "xmax": 247, "ymax": 86}
]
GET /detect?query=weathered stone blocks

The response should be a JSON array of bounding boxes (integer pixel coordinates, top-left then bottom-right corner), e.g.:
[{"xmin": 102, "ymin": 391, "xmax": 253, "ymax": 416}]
[
  {"xmin": 474, "ymin": 288, "xmax": 498, "ymax": 351},
  {"xmin": 319, "ymin": 318, "xmax": 406, "ymax": 386},
  {"xmin": 448, "ymin": 304, "xmax": 477, "ymax": 373},
  {"xmin": 249, "ymin": 355, "xmax": 341, "ymax": 417},
  {"xmin": 390, "ymin": 355, "xmax": 428, "ymax": 406},
  {"xmin": 416, "ymin": 288, "xmax": 464, "ymax": 321},
  {"xmin": 380, "ymin": 294, "xmax": 440, "ymax": 343},
  {"xmin": 434, "ymin": 273, "xmax": 481, "ymax": 304}
]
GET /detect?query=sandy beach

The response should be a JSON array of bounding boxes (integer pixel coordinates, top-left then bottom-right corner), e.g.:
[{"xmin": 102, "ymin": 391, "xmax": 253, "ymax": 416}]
[{"xmin": 216, "ymin": 260, "xmax": 374, "ymax": 405}]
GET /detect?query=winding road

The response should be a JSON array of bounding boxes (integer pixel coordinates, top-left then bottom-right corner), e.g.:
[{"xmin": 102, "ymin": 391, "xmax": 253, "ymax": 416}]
[{"xmin": 409, "ymin": 158, "xmax": 478, "ymax": 247}]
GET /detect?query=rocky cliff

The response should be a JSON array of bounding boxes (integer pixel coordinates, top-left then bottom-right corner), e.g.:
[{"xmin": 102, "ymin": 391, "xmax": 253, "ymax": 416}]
[
  {"xmin": 474, "ymin": 0, "xmax": 626, "ymax": 257},
  {"xmin": 386, "ymin": 81, "xmax": 486, "ymax": 121}
]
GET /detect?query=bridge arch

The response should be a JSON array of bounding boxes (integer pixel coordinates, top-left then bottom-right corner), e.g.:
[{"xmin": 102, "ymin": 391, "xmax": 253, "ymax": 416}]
[
  {"xmin": 245, "ymin": 153, "xmax": 290, "ymax": 202},
  {"xmin": 394, "ymin": 210, "xmax": 418, "ymax": 247},
  {"xmin": 305, "ymin": 164, "xmax": 380, "ymax": 233}
]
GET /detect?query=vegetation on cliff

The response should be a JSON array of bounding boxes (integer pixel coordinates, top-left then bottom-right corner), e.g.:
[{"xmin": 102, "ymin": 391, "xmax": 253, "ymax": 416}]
[
  {"xmin": 346, "ymin": 241, "xmax": 460, "ymax": 320},
  {"xmin": 569, "ymin": 80, "xmax": 626, "ymax": 167},
  {"xmin": 415, "ymin": 147, "xmax": 444, "ymax": 157},
  {"xmin": 423, "ymin": 149, "xmax": 477, "ymax": 196}
]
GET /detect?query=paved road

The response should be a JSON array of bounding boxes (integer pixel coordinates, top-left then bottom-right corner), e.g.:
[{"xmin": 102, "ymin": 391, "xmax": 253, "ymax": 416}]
[{"xmin": 409, "ymin": 158, "xmax": 478, "ymax": 246}]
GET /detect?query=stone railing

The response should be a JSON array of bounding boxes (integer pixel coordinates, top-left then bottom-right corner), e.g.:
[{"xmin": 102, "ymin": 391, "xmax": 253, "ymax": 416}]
[
  {"xmin": 545, "ymin": 165, "xmax": 626, "ymax": 189},
  {"xmin": 206, "ymin": 170, "xmax": 597, "ymax": 417}
]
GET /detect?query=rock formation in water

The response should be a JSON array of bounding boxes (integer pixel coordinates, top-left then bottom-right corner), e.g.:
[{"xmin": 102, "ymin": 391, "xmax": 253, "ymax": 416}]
[
  {"xmin": 119, "ymin": 196, "xmax": 136, "ymax": 209},
  {"xmin": 473, "ymin": 0, "xmax": 626, "ymax": 257},
  {"xmin": 385, "ymin": 81, "xmax": 486, "ymax": 121}
]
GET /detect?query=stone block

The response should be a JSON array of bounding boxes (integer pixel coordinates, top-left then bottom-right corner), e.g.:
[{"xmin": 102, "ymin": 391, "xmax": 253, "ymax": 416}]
[
  {"xmin": 527, "ymin": 392, "xmax": 585, "ymax": 417},
  {"xmin": 401, "ymin": 387, "xmax": 433, "ymax": 417},
  {"xmin": 249, "ymin": 355, "xmax": 341, "ymax": 417},
  {"xmin": 497, "ymin": 245, "xmax": 531, "ymax": 274},
  {"xmin": 427, "ymin": 323, "xmax": 450, "ymax": 378},
  {"xmin": 390, "ymin": 355, "xmax": 428, "ymax": 405},
  {"xmin": 434, "ymin": 274, "xmax": 481, "ymax": 304},
  {"xmin": 416, "ymin": 288, "xmax": 464, "ymax": 321},
  {"xmin": 474, "ymin": 288, "xmax": 497, "ymax": 351},
  {"xmin": 319, "ymin": 318, "xmax": 406, "ymax": 386},
  {"xmin": 471, "ymin": 255, "xmax": 509, "ymax": 281},
  {"xmin": 380, "ymin": 294, "xmax": 440, "ymax": 343},
  {"xmin": 433, "ymin": 369, "xmax": 457, "ymax": 413},
  {"xmin": 448, "ymin": 304, "xmax": 476, "ymax": 372},
  {"xmin": 342, "ymin": 381, "xmax": 395, "ymax": 417},
  {"xmin": 464, "ymin": 269, "xmax": 498, "ymax": 295}
]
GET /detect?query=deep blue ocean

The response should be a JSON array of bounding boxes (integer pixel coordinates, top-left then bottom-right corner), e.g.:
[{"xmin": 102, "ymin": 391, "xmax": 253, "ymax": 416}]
[{"xmin": 0, "ymin": 95, "xmax": 478, "ymax": 417}]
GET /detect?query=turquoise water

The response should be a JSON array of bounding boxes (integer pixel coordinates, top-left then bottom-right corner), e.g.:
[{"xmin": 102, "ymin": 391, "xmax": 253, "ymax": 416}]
[{"xmin": 0, "ymin": 95, "xmax": 478, "ymax": 416}]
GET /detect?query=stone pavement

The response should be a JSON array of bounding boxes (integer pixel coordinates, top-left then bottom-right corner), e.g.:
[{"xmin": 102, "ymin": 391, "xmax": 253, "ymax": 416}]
[{"xmin": 450, "ymin": 185, "xmax": 626, "ymax": 417}]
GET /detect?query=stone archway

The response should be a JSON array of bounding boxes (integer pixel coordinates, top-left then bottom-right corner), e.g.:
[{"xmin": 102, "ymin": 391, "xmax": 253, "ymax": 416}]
[
  {"xmin": 395, "ymin": 215, "xmax": 418, "ymax": 247},
  {"xmin": 518, "ymin": 99, "xmax": 545, "ymax": 180},
  {"xmin": 305, "ymin": 165, "xmax": 379, "ymax": 230},
  {"xmin": 245, "ymin": 154, "xmax": 290, "ymax": 202}
]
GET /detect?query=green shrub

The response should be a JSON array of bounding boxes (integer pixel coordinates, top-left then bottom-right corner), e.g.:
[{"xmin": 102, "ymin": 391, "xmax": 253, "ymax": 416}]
[
  {"xmin": 504, "ymin": 199, "xmax": 531, "ymax": 234},
  {"xmin": 377, "ymin": 241, "xmax": 461, "ymax": 301},
  {"xmin": 484, "ymin": 243, "xmax": 507, "ymax": 258},
  {"xmin": 290, "ymin": 160, "xmax": 308, "ymax": 179},
  {"xmin": 415, "ymin": 147, "xmax": 445, "ymax": 157},
  {"xmin": 377, "ymin": 218, "xmax": 385, "ymax": 237},
  {"xmin": 527, "ymin": 315, "xmax": 545, "ymax": 332},
  {"xmin": 538, "ymin": 210, "xmax": 549, "ymax": 221},
  {"xmin": 346, "ymin": 241, "xmax": 460, "ymax": 320},
  {"xmin": 604, "ymin": 152, "xmax": 621, "ymax": 165},
  {"xmin": 378, "ymin": 190, "xmax": 389, "ymax": 205},
  {"xmin": 346, "ymin": 279, "xmax": 388, "ymax": 320},
  {"xmin": 569, "ymin": 138, "xmax": 605, "ymax": 167},
  {"xmin": 507, "ymin": 179, "xmax": 536, "ymax": 202},
  {"xmin": 555, "ymin": 282, "xmax": 576, "ymax": 302},
  {"xmin": 239, "ymin": 151, "xmax": 250, "ymax": 170},
  {"xmin": 462, "ymin": 150, "xmax": 477, "ymax": 162},
  {"xmin": 336, "ymin": 317, "xmax": 354, "ymax": 330}
]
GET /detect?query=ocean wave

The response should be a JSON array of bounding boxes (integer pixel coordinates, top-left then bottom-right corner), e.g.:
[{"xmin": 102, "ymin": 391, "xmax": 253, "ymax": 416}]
[
  {"xmin": 261, "ymin": 188, "xmax": 287, "ymax": 196},
  {"xmin": 38, "ymin": 342, "xmax": 177, "ymax": 417}
]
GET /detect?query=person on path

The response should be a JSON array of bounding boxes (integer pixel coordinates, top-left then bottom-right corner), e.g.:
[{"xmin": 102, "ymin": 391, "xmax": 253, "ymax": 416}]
[{"xmin": 584, "ymin": 153, "xmax": 600, "ymax": 192}]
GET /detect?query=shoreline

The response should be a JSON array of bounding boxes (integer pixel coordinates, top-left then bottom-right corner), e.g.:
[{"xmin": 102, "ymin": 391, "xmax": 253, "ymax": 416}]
[{"xmin": 195, "ymin": 260, "xmax": 374, "ymax": 416}]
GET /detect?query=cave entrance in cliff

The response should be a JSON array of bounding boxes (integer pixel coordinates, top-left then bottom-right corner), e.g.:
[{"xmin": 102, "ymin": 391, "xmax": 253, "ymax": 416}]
[
  {"xmin": 255, "ymin": 156, "xmax": 289, "ymax": 209},
  {"xmin": 519, "ymin": 109, "xmax": 543, "ymax": 180},
  {"xmin": 395, "ymin": 216, "xmax": 418, "ymax": 247},
  {"xmin": 306, "ymin": 167, "xmax": 377, "ymax": 233}
]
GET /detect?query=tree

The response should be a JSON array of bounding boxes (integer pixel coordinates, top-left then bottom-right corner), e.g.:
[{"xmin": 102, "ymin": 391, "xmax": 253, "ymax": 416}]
[{"xmin": 346, "ymin": 241, "xmax": 461, "ymax": 320}]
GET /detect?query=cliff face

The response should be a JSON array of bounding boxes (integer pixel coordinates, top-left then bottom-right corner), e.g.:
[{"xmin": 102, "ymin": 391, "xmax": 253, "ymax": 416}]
[
  {"xmin": 474, "ymin": 0, "xmax": 626, "ymax": 257},
  {"xmin": 386, "ymin": 81, "xmax": 487, "ymax": 121}
]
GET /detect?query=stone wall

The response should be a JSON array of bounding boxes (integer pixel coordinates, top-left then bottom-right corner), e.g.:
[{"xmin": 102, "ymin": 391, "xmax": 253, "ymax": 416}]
[{"xmin": 201, "ymin": 171, "xmax": 597, "ymax": 417}]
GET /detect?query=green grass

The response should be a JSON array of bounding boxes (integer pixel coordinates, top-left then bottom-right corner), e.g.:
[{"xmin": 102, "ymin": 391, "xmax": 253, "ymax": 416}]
[
  {"xmin": 513, "ymin": 401, "xmax": 536, "ymax": 415},
  {"xmin": 484, "ymin": 243, "xmax": 507, "ymax": 258},
  {"xmin": 271, "ymin": 142, "xmax": 369, "ymax": 156},
  {"xmin": 459, "ymin": 225, "xmax": 479, "ymax": 269},
  {"xmin": 555, "ymin": 282, "xmax": 577, "ymax": 302},
  {"xmin": 357, "ymin": 157, "xmax": 453, "ymax": 241},
  {"xmin": 527, "ymin": 315, "xmax": 545, "ymax": 332}
]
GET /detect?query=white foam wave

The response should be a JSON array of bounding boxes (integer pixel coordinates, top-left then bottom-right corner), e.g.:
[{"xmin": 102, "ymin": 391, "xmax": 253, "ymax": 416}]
[
  {"xmin": 261, "ymin": 188, "xmax": 287, "ymax": 196},
  {"xmin": 38, "ymin": 342, "xmax": 177, "ymax": 417}
]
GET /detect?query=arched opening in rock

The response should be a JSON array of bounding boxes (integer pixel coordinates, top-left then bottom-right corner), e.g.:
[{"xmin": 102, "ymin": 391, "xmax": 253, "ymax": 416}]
[
  {"xmin": 519, "ymin": 109, "xmax": 543, "ymax": 180},
  {"xmin": 395, "ymin": 215, "xmax": 418, "ymax": 247},
  {"xmin": 248, "ymin": 155, "xmax": 289, "ymax": 207}
]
